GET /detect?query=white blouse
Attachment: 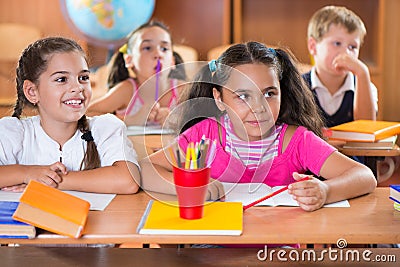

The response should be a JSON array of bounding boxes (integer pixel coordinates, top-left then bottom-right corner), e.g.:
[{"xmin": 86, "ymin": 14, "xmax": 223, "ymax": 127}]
[
  {"xmin": 310, "ymin": 67, "xmax": 378, "ymax": 116},
  {"xmin": 0, "ymin": 114, "xmax": 138, "ymax": 170}
]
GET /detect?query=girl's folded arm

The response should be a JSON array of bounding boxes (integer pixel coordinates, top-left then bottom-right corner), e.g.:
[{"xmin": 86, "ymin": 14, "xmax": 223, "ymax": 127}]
[
  {"xmin": 57, "ymin": 161, "xmax": 140, "ymax": 194},
  {"xmin": 139, "ymin": 149, "xmax": 177, "ymax": 195},
  {"xmin": 319, "ymin": 151, "xmax": 377, "ymax": 204}
]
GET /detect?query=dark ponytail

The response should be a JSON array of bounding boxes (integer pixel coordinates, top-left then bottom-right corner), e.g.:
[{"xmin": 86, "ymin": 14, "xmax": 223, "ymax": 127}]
[
  {"xmin": 274, "ymin": 48, "xmax": 324, "ymax": 137},
  {"xmin": 178, "ymin": 63, "xmax": 223, "ymax": 133},
  {"xmin": 107, "ymin": 52, "xmax": 130, "ymax": 88},
  {"xmin": 78, "ymin": 115, "xmax": 101, "ymax": 170}
]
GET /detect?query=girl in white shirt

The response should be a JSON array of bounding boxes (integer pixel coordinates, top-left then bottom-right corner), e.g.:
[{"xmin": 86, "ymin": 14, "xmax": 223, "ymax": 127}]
[{"xmin": 0, "ymin": 37, "xmax": 140, "ymax": 194}]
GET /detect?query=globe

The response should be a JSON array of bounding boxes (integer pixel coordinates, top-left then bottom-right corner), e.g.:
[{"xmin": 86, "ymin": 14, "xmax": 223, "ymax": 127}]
[{"xmin": 60, "ymin": 0, "xmax": 155, "ymax": 48}]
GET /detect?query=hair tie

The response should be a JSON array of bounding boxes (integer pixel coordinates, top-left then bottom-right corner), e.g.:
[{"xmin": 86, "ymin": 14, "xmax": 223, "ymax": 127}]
[
  {"xmin": 208, "ymin": 59, "xmax": 217, "ymax": 73},
  {"xmin": 119, "ymin": 44, "xmax": 128, "ymax": 54},
  {"xmin": 267, "ymin": 47, "xmax": 277, "ymax": 56},
  {"xmin": 81, "ymin": 131, "xmax": 94, "ymax": 142}
]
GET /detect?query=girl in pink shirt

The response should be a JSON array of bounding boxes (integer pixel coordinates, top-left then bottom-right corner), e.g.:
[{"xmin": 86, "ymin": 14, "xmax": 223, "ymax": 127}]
[
  {"xmin": 87, "ymin": 21, "xmax": 184, "ymax": 126},
  {"xmin": 140, "ymin": 41, "xmax": 376, "ymax": 212}
]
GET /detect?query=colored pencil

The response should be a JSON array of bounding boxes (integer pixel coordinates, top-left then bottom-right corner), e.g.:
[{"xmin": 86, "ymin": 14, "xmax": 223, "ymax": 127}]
[
  {"xmin": 176, "ymin": 148, "xmax": 182, "ymax": 168},
  {"xmin": 243, "ymin": 177, "xmax": 311, "ymax": 210},
  {"xmin": 191, "ymin": 142, "xmax": 198, "ymax": 169},
  {"xmin": 206, "ymin": 140, "xmax": 217, "ymax": 167},
  {"xmin": 184, "ymin": 143, "xmax": 191, "ymax": 169},
  {"xmin": 154, "ymin": 59, "xmax": 161, "ymax": 101},
  {"xmin": 167, "ymin": 146, "xmax": 177, "ymax": 167}
]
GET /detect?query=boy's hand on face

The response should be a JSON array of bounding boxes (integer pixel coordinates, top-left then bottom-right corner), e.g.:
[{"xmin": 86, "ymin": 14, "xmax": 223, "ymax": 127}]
[
  {"xmin": 332, "ymin": 53, "xmax": 369, "ymax": 77},
  {"xmin": 288, "ymin": 172, "xmax": 329, "ymax": 211}
]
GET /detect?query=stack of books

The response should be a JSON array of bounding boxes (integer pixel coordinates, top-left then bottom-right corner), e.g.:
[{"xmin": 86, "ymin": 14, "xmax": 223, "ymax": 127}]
[
  {"xmin": 389, "ymin": 185, "xmax": 400, "ymax": 212},
  {"xmin": 0, "ymin": 201, "xmax": 36, "ymax": 239},
  {"xmin": 326, "ymin": 120, "xmax": 400, "ymax": 149}
]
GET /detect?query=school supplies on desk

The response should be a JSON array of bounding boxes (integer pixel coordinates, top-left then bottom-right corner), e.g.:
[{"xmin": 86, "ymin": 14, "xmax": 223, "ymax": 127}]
[
  {"xmin": 342, "ymin": 135, "xmax": 398, "ymax": 150},
  {"xmin": 137, "ymin": 200, "xmax": 243, "ymax": 235},
  {"xmin": 242, "ymin": 177, "xmax": 310, "ymax": 210},
  {"xmin": 12, "ymin": 180, "xmax": 90, "ymax": 238},
  {"xmin": 222, "ymin": 182, "xmax": 350, "ymax": 208},
  {"xmin": 389, "ymin": 184, "xmax": 400, "ymax": 204},
  {"xmin": 0, "ymin": 201, "xmax": 36, "ymax": 239},
  {"xmin": 326, "ymin": 120, "xmax": 400, "ymax": 142},
  {"xmin": 394, "ymin": 202, "xmax": 400, "ymax": 212},
  {"xmin": 170, "ymin": 137, "xmax": 216, "ymax": 170}
]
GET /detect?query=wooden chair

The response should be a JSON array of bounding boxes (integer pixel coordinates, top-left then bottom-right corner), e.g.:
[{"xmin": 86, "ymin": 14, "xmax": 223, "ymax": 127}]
[
  {"xmin": 207, "ymin": 44, "xmax": 233, "ymax": 61},
  {"xmin": 0, "ymin": 23, "xmax": 41, "ymax": 117},
  {"xmin": 173, "ymin": 44, "xmax": 198, "ymax": 62},
  {"xmin": 0, "ymin": 23, "xmax": 41, "ymax": 61}
]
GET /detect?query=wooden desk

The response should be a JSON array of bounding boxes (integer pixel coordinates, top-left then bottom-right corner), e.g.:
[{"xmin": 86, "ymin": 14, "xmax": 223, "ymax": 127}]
[
  {"xmin": 128, "ymin": 134, "xmax": 174, "ymax": 159},
  {"xmin": 329, "ymin": 139, "xmax": 400, "ymax": 178},
  {"xmin": 1, "ymin": 188, "xmax": 399, "ymax": 246},
  {"xmin": 338, "ymin": 145, "xmax": 400, "ymax": 178}
]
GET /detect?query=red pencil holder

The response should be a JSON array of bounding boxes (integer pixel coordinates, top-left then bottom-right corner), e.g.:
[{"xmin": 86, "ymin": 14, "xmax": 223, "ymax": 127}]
[{"xmin": 172, "ymin": 166, "xmax": 210, "ymax": 220}]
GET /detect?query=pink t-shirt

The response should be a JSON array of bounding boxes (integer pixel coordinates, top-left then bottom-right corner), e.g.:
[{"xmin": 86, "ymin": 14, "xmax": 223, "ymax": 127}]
[
  {"xmin": 116, "ymin": 78, "xmax": 179, "ymax": 116},
  {"xmin": 178, "ymin": 117, "xmax": 336, "ymax": 186}
]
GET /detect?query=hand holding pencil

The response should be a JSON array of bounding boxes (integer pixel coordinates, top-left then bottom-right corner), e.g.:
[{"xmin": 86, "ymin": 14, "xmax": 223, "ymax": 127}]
[
  {"xmin": 243, "ymin": 176, "xmax": 311, "ymax": 210},
  {"xmin": 288, "ymin": 172, "xmax": 328, "ymax": 212}
]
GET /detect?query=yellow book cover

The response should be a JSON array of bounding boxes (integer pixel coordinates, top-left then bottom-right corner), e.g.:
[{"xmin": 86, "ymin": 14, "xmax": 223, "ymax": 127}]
[
  {"xmin": 137, "ymin": 200, "xmax": 243, "ymax": 235},
  {"xmin": 12, "ymin": 180, "xmax": 90, "ymax": 238},
  {"xmin": 327, "ymin": 120, "xmax": 400, "ymax": 142}
]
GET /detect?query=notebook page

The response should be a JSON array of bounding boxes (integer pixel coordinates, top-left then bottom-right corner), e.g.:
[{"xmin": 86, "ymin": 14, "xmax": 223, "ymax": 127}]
[{"xmin": 222, "ymin": 182, "xmax": 350, "ymax": 207}]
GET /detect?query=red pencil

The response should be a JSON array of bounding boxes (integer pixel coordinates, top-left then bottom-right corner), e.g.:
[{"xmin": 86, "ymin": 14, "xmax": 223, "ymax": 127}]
[{"xmin": 243, "ymin": 177, "xmax": 311, "ymax": 211}]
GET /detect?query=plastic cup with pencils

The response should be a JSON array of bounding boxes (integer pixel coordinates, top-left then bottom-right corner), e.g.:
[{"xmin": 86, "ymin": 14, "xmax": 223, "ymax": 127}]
[
  {"xmin": 168, "ymin": 138, "xmax": 217, "ymax": 219},
  {"xmin": 173, "ymin": 166, "xmax": 210, "ymax": 220}
]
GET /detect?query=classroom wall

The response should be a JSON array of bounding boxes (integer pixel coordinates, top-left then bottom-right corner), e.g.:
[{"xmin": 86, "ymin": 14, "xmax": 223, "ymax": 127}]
[{"xmin": 0, "ymin": 0, "xmax": 399, "ymax": 121}]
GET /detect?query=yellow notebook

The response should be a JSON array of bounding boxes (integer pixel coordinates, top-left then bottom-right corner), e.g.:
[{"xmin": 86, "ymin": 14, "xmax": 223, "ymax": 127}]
[
  {"xmin": 327, "ymin": 120, "xmax": 400, "ymax": 142},
  {"xmin": 137, "ymin": 200, "xmax": 243, "ymax": 236}
]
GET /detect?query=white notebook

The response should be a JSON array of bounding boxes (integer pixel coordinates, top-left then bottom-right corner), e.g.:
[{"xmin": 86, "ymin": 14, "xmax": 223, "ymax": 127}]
[
  {"xmin": 127, "ymin": 125, "xmax": 175, "ymax": 136},
  {"xmin": 0, "ymin": 190, "xmax": 115, "ymax": 211},
  {"xmin": 222, "ymin": 183, "xmax": 350, "ymax": 207}
]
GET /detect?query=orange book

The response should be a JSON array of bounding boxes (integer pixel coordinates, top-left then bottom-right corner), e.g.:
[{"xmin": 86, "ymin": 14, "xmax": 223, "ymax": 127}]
[
  {"xmin": 12, "ymin": 180, "xmax": 90, "ymax": 238},
  {"xmin": 327, "ymin": 120, "xmax": 400, "ymax": 142}
]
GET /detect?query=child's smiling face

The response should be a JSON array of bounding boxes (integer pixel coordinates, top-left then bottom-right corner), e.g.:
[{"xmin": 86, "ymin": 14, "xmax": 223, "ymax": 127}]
[
  {"xmin": 27, "ymin": 51, "xmax": 91, "ymax": 125},
  {"xmin": 213, "ymin": 63, "xmax": 281, "ymax": 141}
]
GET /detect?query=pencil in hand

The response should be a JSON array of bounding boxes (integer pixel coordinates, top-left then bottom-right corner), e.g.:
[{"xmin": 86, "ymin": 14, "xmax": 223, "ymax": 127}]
[{"xmin": 243, "ymin": 177, "xmax": 311, "ymax": 211}]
